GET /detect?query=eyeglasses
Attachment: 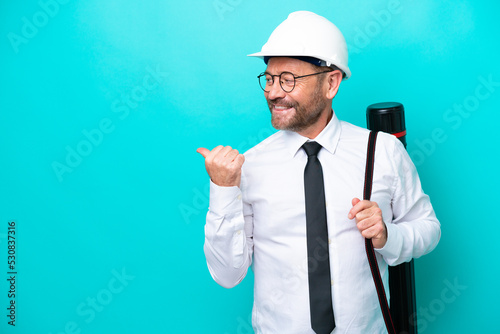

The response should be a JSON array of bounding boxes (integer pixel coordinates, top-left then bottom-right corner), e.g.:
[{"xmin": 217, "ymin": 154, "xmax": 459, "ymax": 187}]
[{"xmin": 257, "ymin": 69, "xmax": 334, "ymax": 93}]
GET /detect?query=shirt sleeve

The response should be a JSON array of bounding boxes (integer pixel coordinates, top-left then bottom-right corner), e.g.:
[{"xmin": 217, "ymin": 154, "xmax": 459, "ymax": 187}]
[
  {"xmin": 203, "ymin": 180, "xmax": 254, "ymax": 288},
  {"xmin": 375, "ymin": 137, "xmax": 441, "ymax": 266}
]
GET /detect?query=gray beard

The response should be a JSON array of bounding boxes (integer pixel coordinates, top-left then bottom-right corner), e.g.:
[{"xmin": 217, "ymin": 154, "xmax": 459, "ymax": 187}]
[{"xmin": 268, "ymin": 84, "xmax": 327, "ymax": 132}]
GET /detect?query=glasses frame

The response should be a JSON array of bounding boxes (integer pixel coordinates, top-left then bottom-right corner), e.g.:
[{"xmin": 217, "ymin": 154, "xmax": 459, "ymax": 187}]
[{"xmin": 257, "ymin": 69, "xmax": 334, "ymax": 93}]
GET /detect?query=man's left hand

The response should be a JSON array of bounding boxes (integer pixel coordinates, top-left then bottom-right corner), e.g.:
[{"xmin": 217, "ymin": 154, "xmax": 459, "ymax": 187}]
[{"xmin": 348, "ymin": 198, "xmax": 387, "ymax": 249}]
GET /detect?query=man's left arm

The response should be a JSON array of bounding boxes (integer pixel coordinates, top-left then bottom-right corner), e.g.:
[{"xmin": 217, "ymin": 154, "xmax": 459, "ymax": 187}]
[{"xmin": 349, "ymin": 136, "xmax": 441, "ymax": 266}]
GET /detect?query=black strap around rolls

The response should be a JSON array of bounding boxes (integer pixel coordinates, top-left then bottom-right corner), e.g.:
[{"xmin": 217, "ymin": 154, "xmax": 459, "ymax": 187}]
[{"xmin": 363, "ymin": 131, "xmax": 397, "ymax": 334}]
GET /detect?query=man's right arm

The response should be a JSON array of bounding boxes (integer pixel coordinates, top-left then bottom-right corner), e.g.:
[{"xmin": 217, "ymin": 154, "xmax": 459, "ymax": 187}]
[
  {"xmin": 197, "ymin": 146, "xmax": 253, "ymax": 288},
  {"xmin": 203, "ymin": 181, "xmax": 253, "ymax": 288}
]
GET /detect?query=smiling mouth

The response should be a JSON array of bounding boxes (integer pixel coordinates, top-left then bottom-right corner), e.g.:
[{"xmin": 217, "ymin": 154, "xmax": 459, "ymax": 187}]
[{"xmin": 271, "ymin": 104, "xmax": 295, "ymax": 115}]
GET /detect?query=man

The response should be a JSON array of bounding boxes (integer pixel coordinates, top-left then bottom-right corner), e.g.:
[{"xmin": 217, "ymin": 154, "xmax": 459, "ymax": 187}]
[{"xmin": 197, "ymin": 11, "xmax": 440, "ymax": 334}]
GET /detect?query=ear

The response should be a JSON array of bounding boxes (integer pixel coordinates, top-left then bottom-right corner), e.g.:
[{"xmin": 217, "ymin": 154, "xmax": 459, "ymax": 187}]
[{"xmin": 325, "ymin": 70, "xmax": 343, "ymax": 100}]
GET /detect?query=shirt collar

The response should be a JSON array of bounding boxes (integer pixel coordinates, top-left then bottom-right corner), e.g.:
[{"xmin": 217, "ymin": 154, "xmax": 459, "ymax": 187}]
[{"xmin": 282, "ymin": 111, "xmax": 342, "ymax": 158}]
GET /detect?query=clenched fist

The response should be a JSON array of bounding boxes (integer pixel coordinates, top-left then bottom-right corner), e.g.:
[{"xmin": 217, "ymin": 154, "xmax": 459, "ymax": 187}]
[{"xmin": 197, "ymin": 145, "xmax": 245, "ymax": 187}]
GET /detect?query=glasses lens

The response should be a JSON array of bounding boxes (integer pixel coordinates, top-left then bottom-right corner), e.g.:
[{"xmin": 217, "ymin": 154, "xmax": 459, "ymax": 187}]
[
  {"xmin": 258, "ymin": 74, "xmax": 271, "ymax": 91},
  {"xmin": 280, "ymin": 72, "xmax": 295, "ymax": 92}
]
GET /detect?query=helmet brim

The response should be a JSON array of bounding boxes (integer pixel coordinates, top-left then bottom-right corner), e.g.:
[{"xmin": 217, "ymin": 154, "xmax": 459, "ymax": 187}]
[{"xmin": 247, "ymin": 52, "xmax": 351, "ymax": 80}]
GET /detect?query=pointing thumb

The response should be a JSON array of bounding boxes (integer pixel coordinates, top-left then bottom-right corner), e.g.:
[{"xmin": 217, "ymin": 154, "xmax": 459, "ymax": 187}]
[{"xmin": 197, "ymin": 147, "xmax": 210, "ymax": 158}]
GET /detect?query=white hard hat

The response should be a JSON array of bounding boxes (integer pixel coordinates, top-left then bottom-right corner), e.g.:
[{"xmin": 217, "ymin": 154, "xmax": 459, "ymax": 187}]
[{"xmin": 248, "ymin": 11, "xmax": 351, "ymax": 80}]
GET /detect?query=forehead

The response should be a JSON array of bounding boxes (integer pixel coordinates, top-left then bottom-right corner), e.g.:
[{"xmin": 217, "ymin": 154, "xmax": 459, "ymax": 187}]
[{"xmin": 265, "ymin": 57, "xmax": 314, "ymax": 74}]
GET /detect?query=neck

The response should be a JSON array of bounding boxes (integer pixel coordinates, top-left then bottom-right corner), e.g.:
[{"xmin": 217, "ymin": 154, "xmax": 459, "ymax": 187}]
[{"xmin": 298, "ymin": 109, "xmax": 333, "ymax": 139}]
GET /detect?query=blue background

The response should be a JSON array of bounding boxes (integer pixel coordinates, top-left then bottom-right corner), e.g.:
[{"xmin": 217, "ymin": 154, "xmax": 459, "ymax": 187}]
[{"xmin": 1, "ymin": 0, "xmax": 499, "ymax": 333}]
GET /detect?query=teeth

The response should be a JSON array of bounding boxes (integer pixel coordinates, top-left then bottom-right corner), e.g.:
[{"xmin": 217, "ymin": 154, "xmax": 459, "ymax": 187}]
[{"xmin": 274, "ymin": 106, "xmax": 290, "ymax": 110}]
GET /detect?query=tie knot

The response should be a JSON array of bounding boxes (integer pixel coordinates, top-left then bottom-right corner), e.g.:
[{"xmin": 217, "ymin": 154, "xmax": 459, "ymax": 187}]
[{"xmin": 302, "ymin": 141, "xmax": 322, "ymax": 157}]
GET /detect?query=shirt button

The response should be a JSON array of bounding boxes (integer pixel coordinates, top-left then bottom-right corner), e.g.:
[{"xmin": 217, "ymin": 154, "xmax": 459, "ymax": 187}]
[
  {"xmin": 237, "ymin": 194, "xmax": 242, "ymax": 200},
  {"xmin": 328, "ymin": 238, "xmax": 332, "ymax": 245},
  {"xmin": 237, "ymin": 230, "xmax": 242, "ymax": 235},
  {"xmin": 331, "ymin": 280, "xmax": 334, "ymax": 286}
]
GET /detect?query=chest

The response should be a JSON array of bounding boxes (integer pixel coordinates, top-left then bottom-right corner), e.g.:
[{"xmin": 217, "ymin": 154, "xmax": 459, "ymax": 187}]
[{"xmin": 244, "ymin": 152, "xmax": 394, "ymax": 242}]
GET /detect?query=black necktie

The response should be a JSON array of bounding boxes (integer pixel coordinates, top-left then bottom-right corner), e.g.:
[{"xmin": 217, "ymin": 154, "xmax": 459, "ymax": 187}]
[{"xmin": 303, "ymin": 141, "xmax": 335, "ymax": 334}]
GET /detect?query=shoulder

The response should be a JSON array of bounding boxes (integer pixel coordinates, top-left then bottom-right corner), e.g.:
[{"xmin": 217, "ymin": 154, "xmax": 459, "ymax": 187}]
[
  {"xmin": 243, "ymin": 130, "xmax": 286, "ymax": 161},
  {"xmin": 240, "ymin": 130, "xmax": 287, "ymax": 189},
  {"xmin": 338, "ymin": 120, "xmax": 402, "ymax": 160},
  {"xmin": 339, "ymin": 121, "xmax": 370, "ymax": 143},
  {"xmin": 339, "ymin": 121, "xmax": 394, "ymax": 143}
]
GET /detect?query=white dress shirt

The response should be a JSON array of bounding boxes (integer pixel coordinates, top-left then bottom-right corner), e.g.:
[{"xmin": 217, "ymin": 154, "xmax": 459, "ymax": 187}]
[{"xmin": 204, "ymin": 113, "xmax": 441, "ymax": 333}]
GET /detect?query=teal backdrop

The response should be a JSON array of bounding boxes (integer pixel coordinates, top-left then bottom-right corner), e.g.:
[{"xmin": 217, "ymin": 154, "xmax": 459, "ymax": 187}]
[{"xmin": 1, "ymin": 0, "xmax": 499, "ymax": 333}]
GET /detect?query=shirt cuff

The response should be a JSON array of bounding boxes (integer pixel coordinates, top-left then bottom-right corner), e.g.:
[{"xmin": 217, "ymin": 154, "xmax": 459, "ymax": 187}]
[
  {"xmin": 374, "ymin": 222, "xmax": 403, "ymax": 265},
  {"xmin": 208, "ymin": 180, "xmax": 243, "ymax": 216}
]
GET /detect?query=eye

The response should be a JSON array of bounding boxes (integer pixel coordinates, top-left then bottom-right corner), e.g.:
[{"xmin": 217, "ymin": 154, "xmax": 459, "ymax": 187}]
[{"xmin": 281, "ymin": 73, "xmax": 295, "ymax": 87}]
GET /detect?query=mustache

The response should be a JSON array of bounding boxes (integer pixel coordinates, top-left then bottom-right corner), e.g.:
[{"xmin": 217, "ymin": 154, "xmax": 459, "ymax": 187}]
[{"xmin": 267, "ymin": 98, "xmax": 297, "ymax": 109}]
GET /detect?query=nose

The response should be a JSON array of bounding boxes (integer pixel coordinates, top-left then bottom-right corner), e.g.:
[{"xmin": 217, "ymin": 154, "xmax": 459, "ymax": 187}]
[{"xmin": 266, "ymin": 78, "xmax": 286, "ymax": 100}]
